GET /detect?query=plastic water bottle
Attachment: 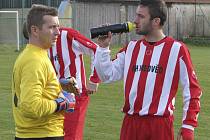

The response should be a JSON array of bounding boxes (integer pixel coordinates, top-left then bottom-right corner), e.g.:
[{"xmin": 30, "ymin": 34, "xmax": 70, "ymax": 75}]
[{"xmin": 90, "ymin": 21, "xmax": 136, "ymax": 39}]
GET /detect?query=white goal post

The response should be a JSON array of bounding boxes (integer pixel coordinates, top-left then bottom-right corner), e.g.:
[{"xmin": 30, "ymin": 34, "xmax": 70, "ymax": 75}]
[{"xmin": 0, "ymin": 11, "xmax": 20, "ymax": 51}]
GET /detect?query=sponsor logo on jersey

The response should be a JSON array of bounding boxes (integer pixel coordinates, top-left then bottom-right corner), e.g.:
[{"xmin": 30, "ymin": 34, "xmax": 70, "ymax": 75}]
[
  {"xmin": 50, "ymin": 54, "xmax": 59, "ymax": 61},
  {"xmin": 132, "ymin": 64, "xmax": 163, "ymax": 74},
  {"xmin": 86, "ymin": 42, "xmax": 92, "ymax": 46}
]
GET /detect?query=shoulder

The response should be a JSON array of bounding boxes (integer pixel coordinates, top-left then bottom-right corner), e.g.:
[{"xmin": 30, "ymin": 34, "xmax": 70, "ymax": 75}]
[
  {"xmin": 126, "ymin": 40, "xmax": 142, "ymax": 50},
  {"xmin": 60, "ymin": 27, "xmax": 79, "ymax": 35},
  {"xmin": 167, "ymin": 37, "xmax": 190, "ymax": 56},
  {"xmin": 172, "ymin": 38, "xmax": 188, "ymax": 51},
  {"xmin": 165, "ymin": 36, "xmax": 185, "ymax": 46},
  {"xmin": 116, "ymin": 40, "xmax": 138, "ymax": 55},
  {"xmin": 23, "ymin": 48, "xmax": 48, "ymax": 67},
  {"xmin": 60, "ymin": 27, "xmax": 95, "ymax": 45}
]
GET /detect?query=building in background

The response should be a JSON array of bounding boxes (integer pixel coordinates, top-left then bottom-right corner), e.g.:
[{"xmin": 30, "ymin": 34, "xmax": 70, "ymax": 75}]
[
  {"xmin": 1, "ymin": 0, "xmax": 210, "ymax": 46},
  {"xmin": 58, "ymin": 0, "xmax": 72, "ymax": 27}
]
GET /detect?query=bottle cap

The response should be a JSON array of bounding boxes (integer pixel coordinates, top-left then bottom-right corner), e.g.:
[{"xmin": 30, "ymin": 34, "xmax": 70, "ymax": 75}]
[{"xmin": 127, "ymin": 22, "xmax": 136, "ymax": 32}]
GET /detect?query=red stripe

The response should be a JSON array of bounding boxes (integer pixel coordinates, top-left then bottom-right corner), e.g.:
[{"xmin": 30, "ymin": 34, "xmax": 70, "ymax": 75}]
[
  {"xmin": 56, "ymin": 34, "xmax": 65, "ymax": 78},
  {"xmin": 90, "ymin": 68, "xmax": 101, "ymax": 83},
  {"xmin": 148, "ymin": 40, "xmax": 174, "ymax": 115},
  {"xmin": 134, "ymin": 44, "xmax": 154, "ymax": 113},
  {"xmin": 67, "ymin": 35, "xmax": 76, "ymax": 78},
  {"xmin": 123, "ymin": 41, "xmax": 141, "ymax": 112},
  {"xmin": 163, "ymin": 57, "xmax": 179, "ymax": 116}
]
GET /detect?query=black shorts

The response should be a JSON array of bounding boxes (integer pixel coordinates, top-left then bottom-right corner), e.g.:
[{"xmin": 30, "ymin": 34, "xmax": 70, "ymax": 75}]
[{"xmin": 15, "ymin": 136, "xmax": 64, "ymax": 140}]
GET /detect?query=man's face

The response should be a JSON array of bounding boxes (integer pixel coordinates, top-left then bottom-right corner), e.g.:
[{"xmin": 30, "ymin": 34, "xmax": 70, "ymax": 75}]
[
  {"xmin": 134, "ymin": 5, "xmax": 152, "ymax": 35},
  {"xmin": 38, "ymin": 15, "xmax": 60, "ymax": 49}
]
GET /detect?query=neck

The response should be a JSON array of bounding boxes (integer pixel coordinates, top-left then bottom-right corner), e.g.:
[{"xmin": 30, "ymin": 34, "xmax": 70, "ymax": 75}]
[
  {"xmin": 144, "ymin": 29, "xmax": 166, "ymax": 43},
  {"xmin": 29, "ymin": 37, "xmax": 46, "ymax": 50}
]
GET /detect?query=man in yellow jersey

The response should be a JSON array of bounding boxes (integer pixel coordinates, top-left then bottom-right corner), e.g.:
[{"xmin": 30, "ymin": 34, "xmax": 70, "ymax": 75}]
[{"xmin": 12, "ymin": 4, "xmax": 76, "ymax": 140}]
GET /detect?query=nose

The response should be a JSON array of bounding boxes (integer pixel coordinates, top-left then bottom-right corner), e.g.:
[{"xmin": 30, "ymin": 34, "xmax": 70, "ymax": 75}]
[
  {"xmin": 134, "ymin": 16, "xmax": 138, "ymax": 25},
  {"xmin": 55, "ymin": 27, "xmax": 60, "ymax": 36}
]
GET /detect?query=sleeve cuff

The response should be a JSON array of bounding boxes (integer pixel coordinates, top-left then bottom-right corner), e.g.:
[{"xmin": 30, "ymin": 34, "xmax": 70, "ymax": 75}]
[
  {"xmin": 182, "ymin": 124, "xmax": 194, "ymax": 131},
  {"xmin": 181, "ymin": 127, "xmax": 194, "ymax": 140}
]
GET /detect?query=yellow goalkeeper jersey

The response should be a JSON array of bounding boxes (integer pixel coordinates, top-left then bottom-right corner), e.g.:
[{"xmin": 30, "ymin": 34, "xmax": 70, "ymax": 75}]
[{"xmin": 12, "ymin": 44, "xmax": 64, "ymax": 138}]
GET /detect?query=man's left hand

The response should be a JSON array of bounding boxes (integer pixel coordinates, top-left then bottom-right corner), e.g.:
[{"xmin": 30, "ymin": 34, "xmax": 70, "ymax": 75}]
[{"xmin": 86, "ymin": 81, "xmax": 99, "ymax": 94}]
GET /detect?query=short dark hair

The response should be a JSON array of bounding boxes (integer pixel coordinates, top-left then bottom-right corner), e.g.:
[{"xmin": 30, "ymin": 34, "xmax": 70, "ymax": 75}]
[
  {"xmin": 139, "ymin": 0, "xmax": 167, "ymax": 26},
  {"xmin": 23, "ymin": 22, "xmax": 29, "ymax": 40},
  {"xmin": 27, "ymin": 4, "xmax": 58, "ymax": 34}
]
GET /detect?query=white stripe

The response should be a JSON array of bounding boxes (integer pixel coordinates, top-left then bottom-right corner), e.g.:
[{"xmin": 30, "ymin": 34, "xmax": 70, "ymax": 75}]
[
  {"xmin": 168, "ymin": 97, "xmax": 175, "ymax": 115},
  {"xmin": 124, "ymin": 41, "xmax": 137, "ymax": 91},
  {"xmin": 156, "ymin": 42, "xmax": 181, "ymax": 115},
  {"xmin": 72, "ymin": 39, "xmax": 94, "ymax": 55},
  {"xmin": 72, "ymin": 39, "xmax": 83, "ymax": 91},
  {"xmin": 179, "ymin": 58, "xmax": 191, "ymax": 121},
  {"xmin": 182, "ymin": 124, "xmax": 194, "ymax": 131},
  {"xmin": 128, "ymin": 42, "xmax": 146, "ymax": 114},
  {"xmin": 139, "ymin": 43, "xmax": 164, "ymax": 115},
  {"xmin": 75, "ymin": 56, "xmax": 83, "ymax": 92},
  {"xmin": 89, "ymin": 51, "xmax": 95, "ymax": 77},
  {"xmin": 60, "ymin": 30, "xmax": 71, "ymax": 78}
]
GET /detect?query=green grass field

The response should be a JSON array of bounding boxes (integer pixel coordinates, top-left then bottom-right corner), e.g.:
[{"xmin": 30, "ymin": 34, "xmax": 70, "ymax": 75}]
[{"xmin": 0, "ymin": 43, "xmax": 209, "ymax": 140}]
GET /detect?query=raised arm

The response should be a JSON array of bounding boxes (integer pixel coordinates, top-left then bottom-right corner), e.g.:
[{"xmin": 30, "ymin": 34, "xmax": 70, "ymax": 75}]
[{"xmin": 94, "ymin": 32, "xmax": 125, "ymax": 83}]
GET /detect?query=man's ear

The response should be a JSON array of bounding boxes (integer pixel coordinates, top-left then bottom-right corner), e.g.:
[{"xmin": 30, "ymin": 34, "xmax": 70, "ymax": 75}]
[
  {"xmin": 31, "ymin": 25, "xmax": 39, "ymax": 36},
  {"xmin": 152, "ymin": 17, "xmax": 161, "ymax": 27}
]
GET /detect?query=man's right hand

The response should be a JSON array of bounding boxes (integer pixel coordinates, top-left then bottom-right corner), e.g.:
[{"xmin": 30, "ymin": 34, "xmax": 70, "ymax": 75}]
[
  {"xmin": 97, "ymin": 31, "xmax": 112, "ymax": 48},
  {"xmin": 55, "ymin": 91, "xmax": 76, "ymax": 112}
]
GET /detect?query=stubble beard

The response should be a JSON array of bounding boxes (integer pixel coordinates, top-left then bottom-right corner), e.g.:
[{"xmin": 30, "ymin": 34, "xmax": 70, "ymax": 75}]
[
  {"xmin": 136, "ymin": 22, "xmax": 152, "ymax": 36},
  {"xmin": 136, "ymin": 30, "xmax": 149, "ymax": 36}
]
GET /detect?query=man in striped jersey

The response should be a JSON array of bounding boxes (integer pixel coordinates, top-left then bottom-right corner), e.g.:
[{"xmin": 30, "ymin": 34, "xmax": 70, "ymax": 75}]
[
  {"xmin": 94, "ymin": 0, "xmax": 202, "ymax": 140},
  {"xmin": 48, "ymin": 27, "xmax": 100, "ymax": 140}
]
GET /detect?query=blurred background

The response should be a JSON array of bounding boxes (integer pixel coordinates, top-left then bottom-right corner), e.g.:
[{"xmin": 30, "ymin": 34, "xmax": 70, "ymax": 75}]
[
  {"xmin": 0, "ymin": 0, "xmax": 210, "ymax": 139},
  {"xmin": 1, "ymin": 0, "xmax": 210, "ymax": 50}
]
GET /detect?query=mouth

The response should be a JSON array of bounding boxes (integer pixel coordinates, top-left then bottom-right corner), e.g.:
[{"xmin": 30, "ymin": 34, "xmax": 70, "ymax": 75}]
[
  {"xmin": 135, "ymin": 27, "xmax": 140, "ymax": 30},
  {"xmin": 135, "ymin": 25, "xmax": 140, "ymax": 28},
  {"xmin": 53, "ymin": 38, "xmax": 58, "ymax": 42}
]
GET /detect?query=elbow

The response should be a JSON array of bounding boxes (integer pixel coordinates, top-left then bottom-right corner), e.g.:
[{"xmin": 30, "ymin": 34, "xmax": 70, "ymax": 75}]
[
  {"xmin": 94, "ymin": 66, "xmax": 107, "ymax": 82},
  {"xmin": 19, "ymin": 101, "xmax": 43, "ymax": 119}
]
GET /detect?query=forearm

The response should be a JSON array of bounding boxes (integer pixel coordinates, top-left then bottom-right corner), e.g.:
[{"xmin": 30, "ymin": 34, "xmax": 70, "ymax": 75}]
[
  {"xmin": 19, "ymin": 98, "xmax": 57, "ymax": 119},
  {"xmin": 179, "ymin": 50, "xmax": 202, "ymax": 129},
  {"xmin": 20, "ymin": 74, "xmax": 59, "ymax": 118},
  {"xmin": 94, "ymin": 47, "xmax": 122, "ymax": 83},
  {"xmin": 182, "ymin": 95, "xmax": 201, "ymax": 130}
]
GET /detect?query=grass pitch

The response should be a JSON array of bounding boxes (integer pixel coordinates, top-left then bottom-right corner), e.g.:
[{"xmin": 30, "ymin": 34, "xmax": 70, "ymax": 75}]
[{"xmin": 0, "ymin": 43, "xmax": 209, "ymax": 140}]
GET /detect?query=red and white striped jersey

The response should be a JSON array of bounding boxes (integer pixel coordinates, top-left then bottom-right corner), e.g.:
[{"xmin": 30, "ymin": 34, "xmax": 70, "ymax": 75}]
[
  {"xmin": 94, "ymin": 36, "xmax": 202, "ymax": 130},
  {"xmin": 48, "ymin": 27, "xmax": 100, "ymax": 94}
]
